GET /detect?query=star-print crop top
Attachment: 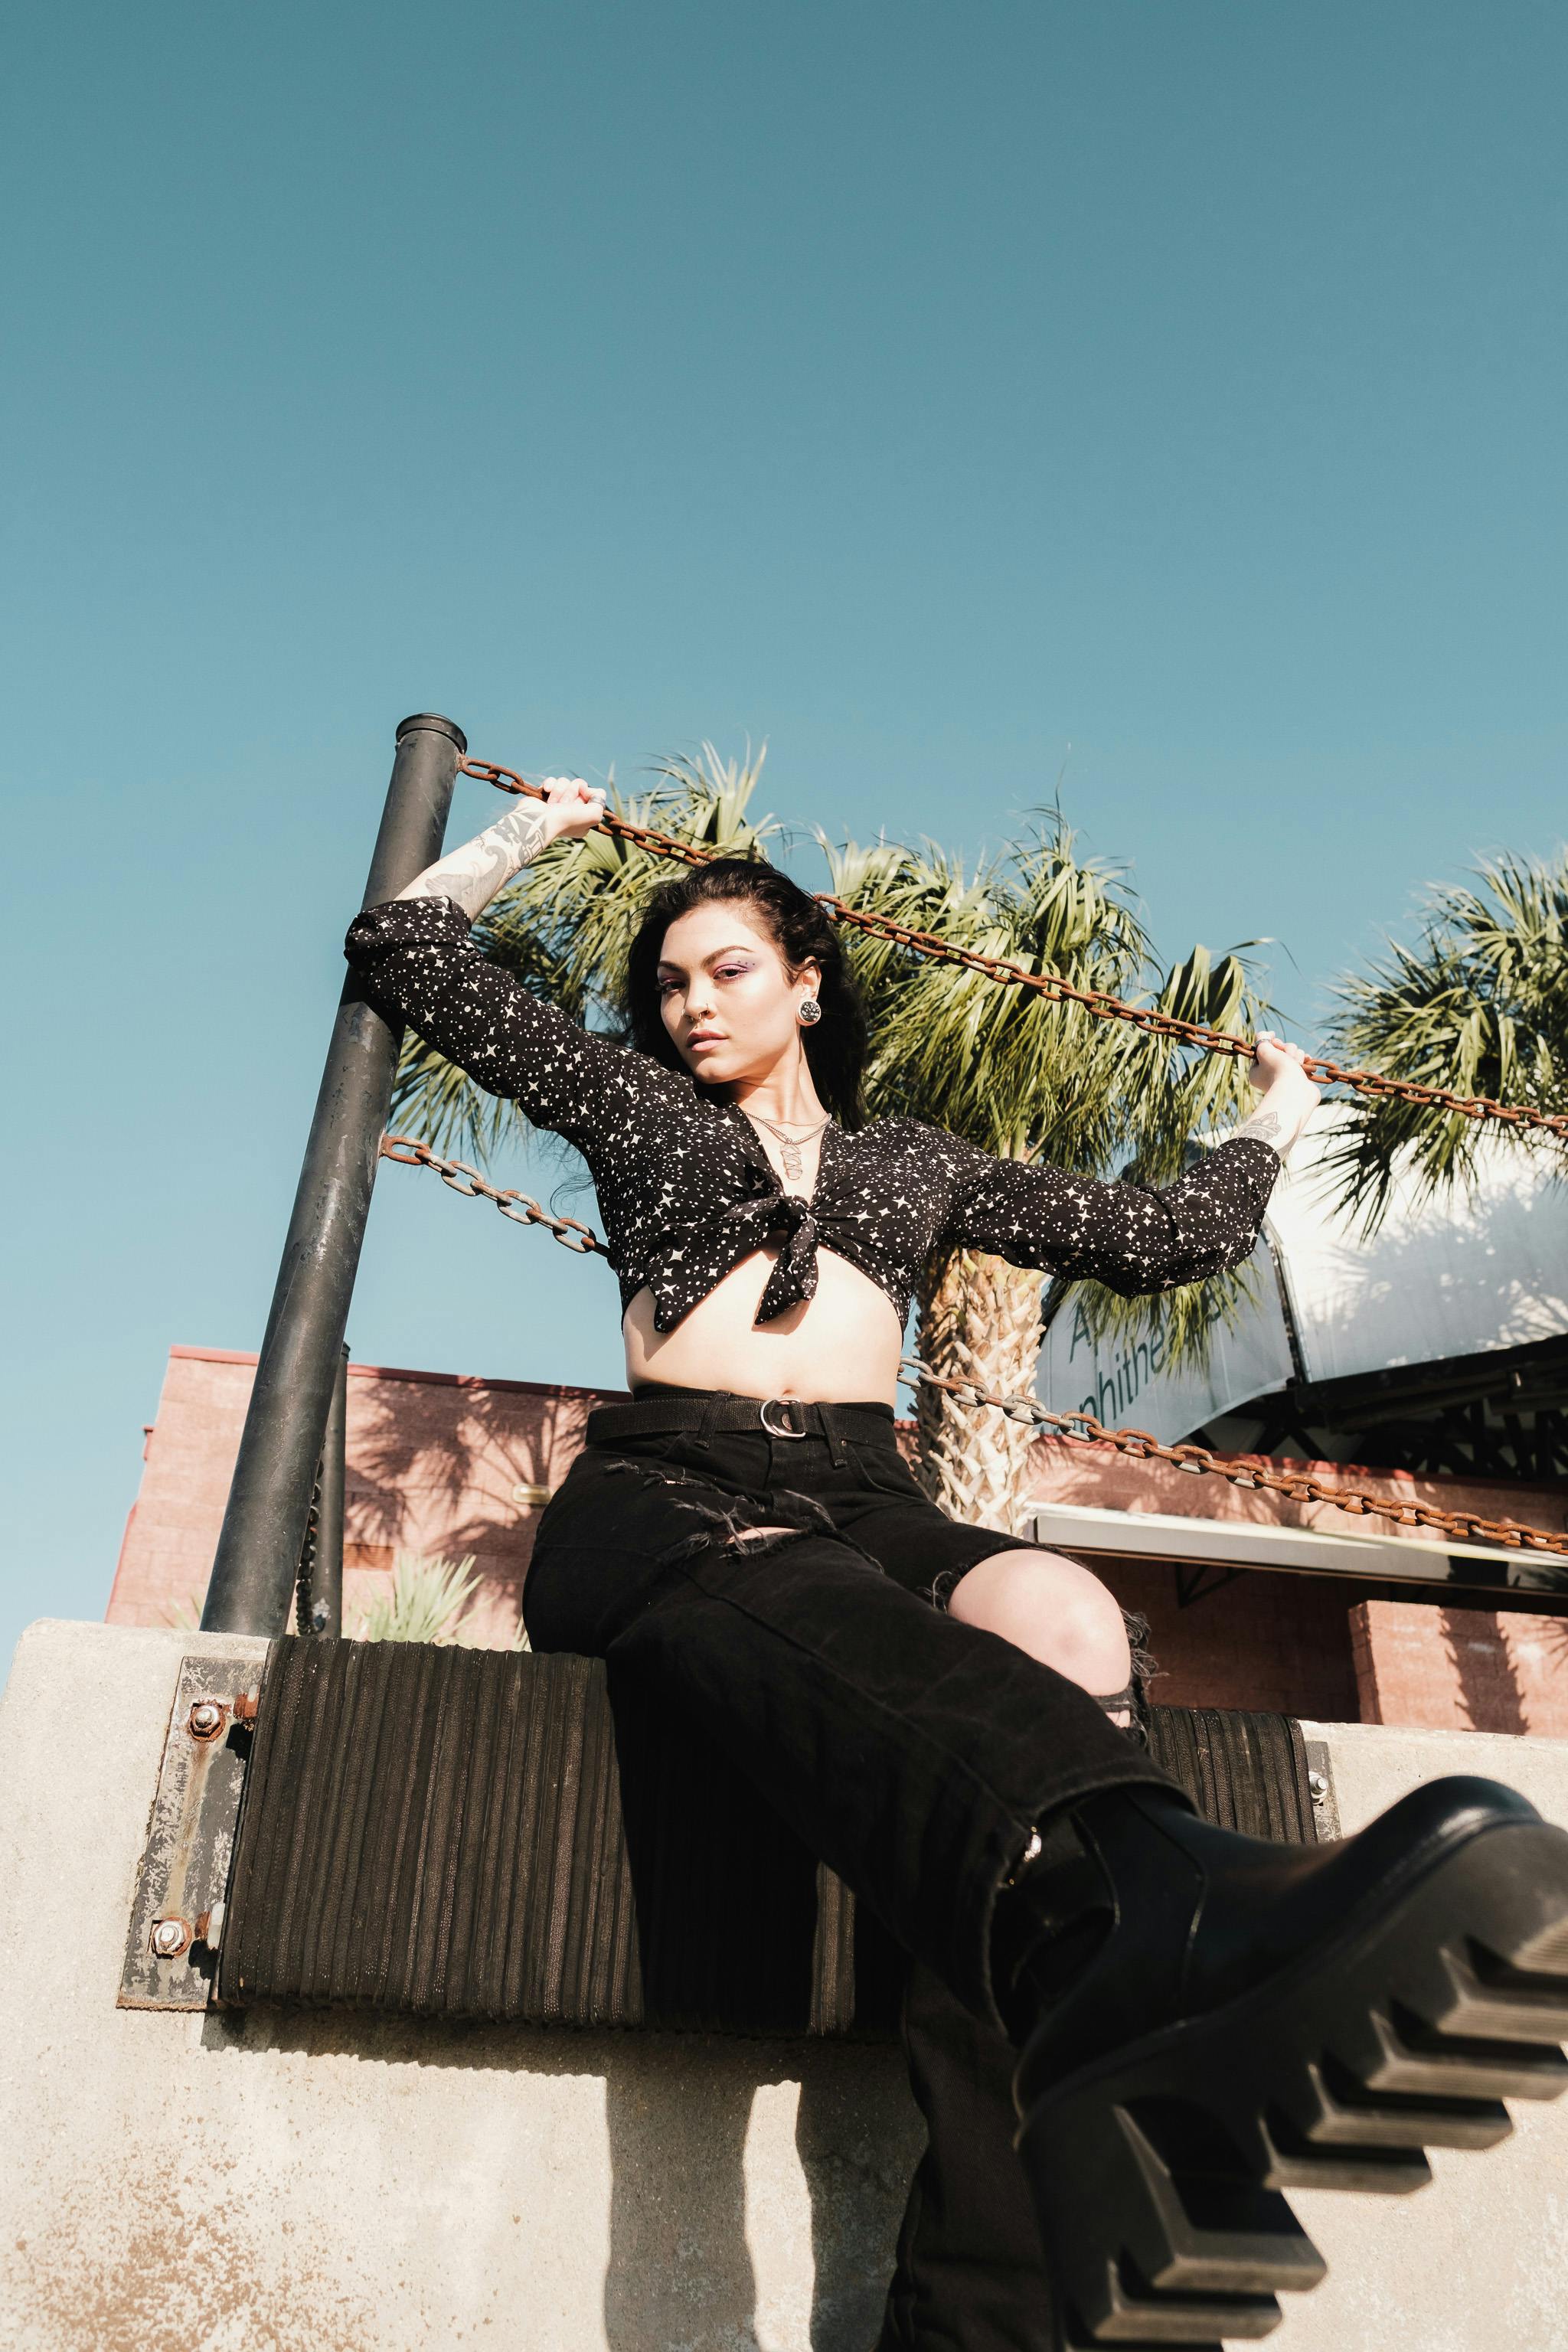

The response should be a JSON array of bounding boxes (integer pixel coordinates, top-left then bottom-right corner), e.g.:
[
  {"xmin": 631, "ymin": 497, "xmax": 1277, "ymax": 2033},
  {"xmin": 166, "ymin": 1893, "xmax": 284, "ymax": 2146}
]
[{"xmin": 345, "ymin": 896, "xmax": 1280, "ymax": 1334}]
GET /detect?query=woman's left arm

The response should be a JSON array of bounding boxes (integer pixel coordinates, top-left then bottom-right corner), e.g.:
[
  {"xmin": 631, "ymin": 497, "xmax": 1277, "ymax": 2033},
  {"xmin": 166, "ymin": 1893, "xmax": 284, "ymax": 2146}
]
[
  {"xmin": 394, "ymin": 777, "xmax": 605, "ymax": 918},
  {"xmin": 942, "ymin": 1034, "xmax": 1321, "ymax": 1296}
]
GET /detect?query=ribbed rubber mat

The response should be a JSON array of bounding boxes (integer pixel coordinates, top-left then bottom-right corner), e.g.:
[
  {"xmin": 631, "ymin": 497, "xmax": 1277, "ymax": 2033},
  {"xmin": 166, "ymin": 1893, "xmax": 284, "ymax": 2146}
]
[
  {"xmin": 218, "ymin": 1645, "xmax": 1315, "ymax": 2032},
  {"xmin": 219, "ymin": 1643, "xmax": 642, "ymax": 2023},
  {"xmin": 218, "ymin": 1639, "xmax": 903, "ymax": 2034},
  {"xmin": 1147, "ymin": 1705, "xmax": 1318, "ymax": 1843}
]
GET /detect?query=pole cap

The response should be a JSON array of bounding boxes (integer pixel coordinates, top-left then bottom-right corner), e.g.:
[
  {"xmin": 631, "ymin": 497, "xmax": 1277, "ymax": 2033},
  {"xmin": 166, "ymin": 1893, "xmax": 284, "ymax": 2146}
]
[{"xmin": 395, "ymin": 713, "xmax": 468, "ymax": 754}]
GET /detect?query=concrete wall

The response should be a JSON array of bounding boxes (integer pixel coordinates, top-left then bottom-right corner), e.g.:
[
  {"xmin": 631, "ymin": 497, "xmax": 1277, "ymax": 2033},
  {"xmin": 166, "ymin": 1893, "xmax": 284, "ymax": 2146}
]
[
  {"xmin": 4, "ymin": 1619, "xmax": 1568, "ymax": 2349},
  {"xmin": 0, "ymin": 1621, "xmax": 921, "ymax": 2352}
]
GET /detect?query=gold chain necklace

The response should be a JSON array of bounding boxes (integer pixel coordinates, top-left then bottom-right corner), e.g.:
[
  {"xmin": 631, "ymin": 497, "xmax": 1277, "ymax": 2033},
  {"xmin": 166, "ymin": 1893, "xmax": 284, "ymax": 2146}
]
[{"xmin": 743, "ymin": 1109, "xmax": 832, "ymax": 1184}]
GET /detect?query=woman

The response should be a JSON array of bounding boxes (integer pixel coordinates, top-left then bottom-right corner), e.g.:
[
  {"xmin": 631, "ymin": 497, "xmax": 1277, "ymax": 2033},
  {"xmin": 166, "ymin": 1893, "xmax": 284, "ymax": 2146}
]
[{"xmin": 348, "ymin": 776, "xmax": 1568, "ymax": 2352}]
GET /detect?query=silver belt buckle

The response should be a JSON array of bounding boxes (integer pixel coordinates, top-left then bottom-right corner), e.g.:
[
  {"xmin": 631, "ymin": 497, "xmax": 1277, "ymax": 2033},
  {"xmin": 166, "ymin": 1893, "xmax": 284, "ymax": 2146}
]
[{"xmin": 759, "ymin": 1396, "xmax": 808, "ymax": 1440}]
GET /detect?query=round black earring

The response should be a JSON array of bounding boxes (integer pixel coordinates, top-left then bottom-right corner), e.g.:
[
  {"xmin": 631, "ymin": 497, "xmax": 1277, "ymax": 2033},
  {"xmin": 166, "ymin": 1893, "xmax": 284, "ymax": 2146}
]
[{"xmin": 798, "ymin": 998, "xmax": 822, "ymax": 1026}]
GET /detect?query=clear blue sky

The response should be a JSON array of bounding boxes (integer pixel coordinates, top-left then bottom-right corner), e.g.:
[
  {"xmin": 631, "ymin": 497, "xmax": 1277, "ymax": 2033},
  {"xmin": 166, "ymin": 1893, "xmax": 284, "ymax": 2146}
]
[{"xmin": 3, "ymin": 2, "xmax": 1565, "ymax": 1661}]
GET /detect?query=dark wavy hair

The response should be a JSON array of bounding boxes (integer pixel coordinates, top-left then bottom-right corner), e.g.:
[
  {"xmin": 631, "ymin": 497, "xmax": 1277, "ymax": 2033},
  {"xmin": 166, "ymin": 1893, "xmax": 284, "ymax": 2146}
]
[{"xmin": 622, "ymin": 860, "xmax": 869, "ymax": 1127}]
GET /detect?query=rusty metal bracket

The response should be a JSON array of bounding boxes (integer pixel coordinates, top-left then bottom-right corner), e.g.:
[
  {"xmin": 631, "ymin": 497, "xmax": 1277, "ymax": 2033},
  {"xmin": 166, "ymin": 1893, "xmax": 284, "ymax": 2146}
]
[{"xmin": 118, "ymin": 1651, "xmax": 261, "ymax": 2011}]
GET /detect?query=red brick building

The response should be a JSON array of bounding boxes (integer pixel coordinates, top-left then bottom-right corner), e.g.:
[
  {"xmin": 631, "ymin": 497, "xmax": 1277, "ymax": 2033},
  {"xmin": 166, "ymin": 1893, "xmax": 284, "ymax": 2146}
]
[{"xmin": 109, "ymin": 1344, "xmax": 1568, "ymax": 1736}]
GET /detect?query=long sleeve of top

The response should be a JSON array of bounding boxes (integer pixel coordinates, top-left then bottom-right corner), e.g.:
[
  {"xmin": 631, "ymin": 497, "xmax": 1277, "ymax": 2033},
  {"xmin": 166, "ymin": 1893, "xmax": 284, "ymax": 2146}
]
[
  {"xmin": 938, "ymin": 1136, "xmax": 1280, "ymax": 1297},
  {"xmin": 345, "ymin": 896, "xmax": 1280, "ymax": 1331},
  {"xmin": 347, "ymin": 893, "xmax": 690, "ymax": 1158}
]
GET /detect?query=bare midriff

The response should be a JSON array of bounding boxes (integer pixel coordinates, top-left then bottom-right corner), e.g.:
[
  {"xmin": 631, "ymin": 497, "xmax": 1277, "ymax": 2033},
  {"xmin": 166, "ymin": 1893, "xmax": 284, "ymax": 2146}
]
[{"xmin": 622, "ymin": 1245, "xmax": 905, "ymax": 1404}]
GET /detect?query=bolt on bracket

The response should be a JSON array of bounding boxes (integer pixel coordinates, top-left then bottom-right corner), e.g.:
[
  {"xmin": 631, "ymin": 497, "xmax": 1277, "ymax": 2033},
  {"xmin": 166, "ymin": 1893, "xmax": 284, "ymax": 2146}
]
[{"xmin": 1302, "ymin": 1739, "xmax": 1341, "ymax": 1841}]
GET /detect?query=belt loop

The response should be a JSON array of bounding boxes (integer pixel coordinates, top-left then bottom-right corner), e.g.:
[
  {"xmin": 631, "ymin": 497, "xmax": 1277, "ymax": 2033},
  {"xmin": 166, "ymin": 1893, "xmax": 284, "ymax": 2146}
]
[
  {"xmin": 694, "ymin": 1390, "xmax": 727, "ymax": 1452},
  {"xmin": 822, "ymin": 1403, "xmax": 850, "ymax": 1470}
]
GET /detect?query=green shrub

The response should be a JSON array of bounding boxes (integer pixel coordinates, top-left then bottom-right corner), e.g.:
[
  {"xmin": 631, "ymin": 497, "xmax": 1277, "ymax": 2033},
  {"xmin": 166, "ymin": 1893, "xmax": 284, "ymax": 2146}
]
[{"xmin": 356, "ymin": 1550, "xmax": 485, "ymax": 1645}]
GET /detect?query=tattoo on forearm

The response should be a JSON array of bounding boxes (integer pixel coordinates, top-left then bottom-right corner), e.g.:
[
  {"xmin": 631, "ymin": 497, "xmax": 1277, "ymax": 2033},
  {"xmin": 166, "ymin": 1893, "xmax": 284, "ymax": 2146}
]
[
  {"xmin": 1236, "ymin": 1105, "xmax": 1303, "ymax": 1162},
  {"xmin": 396, "ymin": 805, "xmax": 551, "ymax": 917}
]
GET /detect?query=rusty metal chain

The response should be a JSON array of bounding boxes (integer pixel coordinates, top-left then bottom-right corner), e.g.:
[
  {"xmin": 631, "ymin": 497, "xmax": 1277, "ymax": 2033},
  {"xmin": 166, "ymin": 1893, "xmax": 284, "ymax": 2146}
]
[
  {"xmin": 380, "ymin": 1135, "xmax": 605, "ymax": 1254},
  {"xmin": 377, "ymin": 1134, "xmax": 1568, "ymax": 1560},
  {"xmin": 460, "ymin": 754, "xmax": 1568, "ymax": 1142},
  {"xmin": 897, "ymin": 1354, "xmax": 1568, "ymax": 1560},
  {"xmin": 294, "ymin": 1469, "xmax": 322, "ymax": 1637}
]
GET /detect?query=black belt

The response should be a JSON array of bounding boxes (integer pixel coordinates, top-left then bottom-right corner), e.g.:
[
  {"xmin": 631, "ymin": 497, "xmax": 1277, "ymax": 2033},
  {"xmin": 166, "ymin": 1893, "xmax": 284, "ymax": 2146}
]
[{"xmin": 586, "ymin": 1390, "xmax": 898, "ymax": 1447}]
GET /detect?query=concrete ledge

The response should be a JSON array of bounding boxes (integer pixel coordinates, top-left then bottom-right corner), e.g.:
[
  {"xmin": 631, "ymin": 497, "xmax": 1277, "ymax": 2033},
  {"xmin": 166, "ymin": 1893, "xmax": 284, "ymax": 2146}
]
[
  {"xmin": 3, "ymin": 1624, "xmax": 1566, "ymax": 2349},
  {"xmin": 0, "ymin": 1622, "xmax": 919, "ymax": 2352}
]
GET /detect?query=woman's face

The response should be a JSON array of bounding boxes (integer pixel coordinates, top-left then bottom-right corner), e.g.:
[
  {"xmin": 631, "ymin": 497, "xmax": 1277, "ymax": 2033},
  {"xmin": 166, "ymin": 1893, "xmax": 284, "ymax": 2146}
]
[{"xmin": 657, "ymin": 901, "xmax": 820, "ymax": 1087}]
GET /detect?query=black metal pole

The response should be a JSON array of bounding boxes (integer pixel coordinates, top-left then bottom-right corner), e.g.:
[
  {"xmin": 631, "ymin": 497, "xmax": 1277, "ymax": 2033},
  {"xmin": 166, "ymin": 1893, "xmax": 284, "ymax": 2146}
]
[{"xmin": 201, "ymin": 714, "xmax": 465, "ymax": 1635}]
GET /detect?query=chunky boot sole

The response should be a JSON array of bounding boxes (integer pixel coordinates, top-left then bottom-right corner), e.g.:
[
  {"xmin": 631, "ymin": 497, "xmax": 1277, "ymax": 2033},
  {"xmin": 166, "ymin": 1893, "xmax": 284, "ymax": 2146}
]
[{"xmin": 1016, "ymin": 1805, "xmax": 1568, "ymax": 2349}]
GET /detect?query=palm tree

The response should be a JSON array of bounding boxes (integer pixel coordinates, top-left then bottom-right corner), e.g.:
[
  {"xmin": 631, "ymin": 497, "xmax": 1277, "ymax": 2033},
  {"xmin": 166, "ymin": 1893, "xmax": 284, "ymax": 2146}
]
[
  {"xmin": 825, "ymin": 831, "xmax": 1267, "ymax": 1527},
  {"xmin": 1323, "ymin": 851, "xmax": 1568, "ymax": 1226},
  {"xmin": 393, "ymin": 749, "xmax": 1267, "ymax": 1530}
]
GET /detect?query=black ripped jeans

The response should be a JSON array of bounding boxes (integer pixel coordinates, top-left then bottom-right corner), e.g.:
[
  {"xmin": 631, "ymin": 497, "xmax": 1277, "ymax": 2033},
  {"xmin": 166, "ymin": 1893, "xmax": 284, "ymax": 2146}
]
[{"xmin": 523, "ymin": 1390, "xmax": 1178, "ymax": 2352}]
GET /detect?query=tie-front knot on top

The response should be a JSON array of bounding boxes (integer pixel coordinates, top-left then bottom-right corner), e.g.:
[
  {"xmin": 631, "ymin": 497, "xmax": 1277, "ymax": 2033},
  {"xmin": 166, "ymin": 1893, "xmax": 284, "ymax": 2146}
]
[
  {"xmin": 717, "ymin": 1178, "xmax": 841, "ymax": 1325},
  {"xmin": 345, "ymin": 895, "xmax": 1282, "ymax": 1338}
]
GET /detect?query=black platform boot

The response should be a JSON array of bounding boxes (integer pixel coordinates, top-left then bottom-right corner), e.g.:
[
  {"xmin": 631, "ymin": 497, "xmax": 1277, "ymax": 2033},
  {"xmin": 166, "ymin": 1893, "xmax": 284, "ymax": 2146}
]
[{"xmin": 995, "ymin": 1773, "xmax": 1568, "ymax": 2350}]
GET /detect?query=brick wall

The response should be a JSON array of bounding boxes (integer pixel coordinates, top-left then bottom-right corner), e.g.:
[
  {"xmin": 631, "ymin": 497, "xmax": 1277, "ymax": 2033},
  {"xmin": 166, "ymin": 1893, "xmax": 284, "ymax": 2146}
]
[
  {"xmin": 1351, "ymin": 1598, "xmax": 1568, "ymax": 1736},
  {"xmin": 110, "ymin": 1346, "xmax": 1564, "ymax": 1733},
  {"xmin": 1104, "ymin": 1560, "xmax": 1361, "ymax": 1722},
  {"xmin": 109, "ymin": 1347, "xmax": 624, "ymax": 1648}
]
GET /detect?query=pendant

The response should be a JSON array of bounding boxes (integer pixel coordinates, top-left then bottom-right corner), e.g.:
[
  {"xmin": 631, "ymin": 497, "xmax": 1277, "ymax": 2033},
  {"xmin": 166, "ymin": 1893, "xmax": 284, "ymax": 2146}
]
[{"xmin": 781, "ymin": 1142, "xmax": 805, "ymax": 1181}]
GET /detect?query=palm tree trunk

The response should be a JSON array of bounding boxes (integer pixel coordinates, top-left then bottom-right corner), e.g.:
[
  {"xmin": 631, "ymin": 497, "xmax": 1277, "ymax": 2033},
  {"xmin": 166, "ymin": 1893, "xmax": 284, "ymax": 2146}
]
[{"xmin": 914, "ymin": 1246, "xmax": 1044, "ymax": 1536}]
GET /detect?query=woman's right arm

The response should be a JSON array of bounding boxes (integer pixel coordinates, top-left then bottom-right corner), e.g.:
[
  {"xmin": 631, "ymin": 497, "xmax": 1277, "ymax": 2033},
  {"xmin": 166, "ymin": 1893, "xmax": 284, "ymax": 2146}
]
[{"xmin": 344, "ymin": 777, "xmax": 643, "ymax": 1145}]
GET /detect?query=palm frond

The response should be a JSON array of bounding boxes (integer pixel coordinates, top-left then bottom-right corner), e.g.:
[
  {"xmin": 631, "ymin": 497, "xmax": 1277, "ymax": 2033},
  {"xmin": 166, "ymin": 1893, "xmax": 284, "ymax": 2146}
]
[
  {"xmin": 825, "ymin": 815, "xmax": 1267, "ymax": 1169},
  {"xmin": 1120, "ymin": 942, "xmax": 1272, "ymax": 1184},
  {"xmin": 1323, "ymin": 851, "xmax": 1568, "ymax": 1227}
]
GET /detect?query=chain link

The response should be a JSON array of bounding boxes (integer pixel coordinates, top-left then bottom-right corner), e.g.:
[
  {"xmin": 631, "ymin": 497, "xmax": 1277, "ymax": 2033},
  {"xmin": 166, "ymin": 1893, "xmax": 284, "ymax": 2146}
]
[
  {"xmin": 377, "ymin": 1135, "xmax": 1568, "ymax": 1562},
  {"xmin": 380, "ymin": 1135, "xmax": 605, "ymax": 1253},
  {"xmin": 294, "ymin": 1468, "xmax": 323, "ymax": 1635},
  {"xmin": 460, "ymin": 754, "xmax": 1568, "ymax": 1142}
]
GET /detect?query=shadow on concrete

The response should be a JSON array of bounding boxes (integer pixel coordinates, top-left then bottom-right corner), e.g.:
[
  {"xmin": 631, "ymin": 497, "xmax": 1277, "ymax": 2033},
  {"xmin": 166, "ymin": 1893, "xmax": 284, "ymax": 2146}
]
[
  {"xmin": 200, "ymin": 2006, "xmax": 920, "ymax": 2350},
  {"xmin": 599, "ymin": 2036, "xmax": 916, "ymax": 2350}
]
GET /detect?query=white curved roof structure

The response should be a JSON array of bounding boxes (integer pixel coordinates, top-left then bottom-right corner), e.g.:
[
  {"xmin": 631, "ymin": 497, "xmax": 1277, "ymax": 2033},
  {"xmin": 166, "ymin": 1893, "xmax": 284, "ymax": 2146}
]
[{"xmin": 1037, "ymin": 1112, "xmax": 1568, "ymax": 1446}]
